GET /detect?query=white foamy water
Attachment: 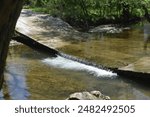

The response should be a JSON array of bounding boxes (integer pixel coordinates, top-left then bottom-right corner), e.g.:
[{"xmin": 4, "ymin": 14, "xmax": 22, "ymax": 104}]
[{"xmin": 42, "ymin": 56, "xmax": 117, "ymax": 78}]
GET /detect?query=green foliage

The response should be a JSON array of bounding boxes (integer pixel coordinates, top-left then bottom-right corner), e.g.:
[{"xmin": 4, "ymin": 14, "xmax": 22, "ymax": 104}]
[{"xmin": 24, "ymin": 0, "xmax": 150, "ymax": 27}]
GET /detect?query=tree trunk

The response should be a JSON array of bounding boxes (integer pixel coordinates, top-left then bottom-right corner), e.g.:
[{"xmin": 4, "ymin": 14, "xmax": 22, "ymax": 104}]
[
  {"xmin": 0, "ymin": 0, "xmax": 23, "ymax": 90},
  {"xmin": 122, "ymin": 4, "xmax": 130, "ymax": 23}
]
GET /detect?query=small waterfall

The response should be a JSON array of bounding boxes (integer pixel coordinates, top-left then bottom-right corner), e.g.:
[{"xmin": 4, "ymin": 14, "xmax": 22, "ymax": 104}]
[
  {"xmin": 59, "ymin": 52, "xmax": 99, "ymax": 68},
  {"xmin": 42, "ymin": 56, "xmax": 117, "ymax": 78}
]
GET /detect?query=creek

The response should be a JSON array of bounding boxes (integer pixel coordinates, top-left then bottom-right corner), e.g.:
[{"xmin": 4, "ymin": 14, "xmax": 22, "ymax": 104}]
[
  {"xmin": 2, "ymin": 49, "xmax": 150, "ymax": 100},
  {"xmin": 0, "ymin": 23, "xmax": 150, "ymax": 100}
]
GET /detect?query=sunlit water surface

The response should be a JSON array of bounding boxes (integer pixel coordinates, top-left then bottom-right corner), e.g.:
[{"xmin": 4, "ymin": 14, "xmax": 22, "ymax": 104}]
[
  {"xmin": 1, "ymin": 44, "xmax": 149, "ymax": 100},
  {"xmin": 1, "ymin": 25, "xmax": 150, "ymax": 100}
]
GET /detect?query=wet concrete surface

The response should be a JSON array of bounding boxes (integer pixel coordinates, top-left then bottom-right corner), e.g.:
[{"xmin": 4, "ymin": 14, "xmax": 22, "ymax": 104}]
[{"xmin": 119, "ymin": 57, "xmax": 150, "ymax": 73}]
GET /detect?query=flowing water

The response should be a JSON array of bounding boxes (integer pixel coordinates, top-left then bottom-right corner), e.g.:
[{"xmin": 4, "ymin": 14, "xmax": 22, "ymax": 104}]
[
  {"xmin": 1, "ymin": 45, "xmax": 149, "ymax": 100},
  {"xmin": 42, "ymin": 56, "xmax": 117, "ymax": 77},
  {"xmin": 1, "ymin": 24, "xmax": 150, "ymax": 100}
]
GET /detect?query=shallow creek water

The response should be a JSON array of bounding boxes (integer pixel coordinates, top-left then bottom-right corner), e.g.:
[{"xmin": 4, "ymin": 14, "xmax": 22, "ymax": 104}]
[
  {"xmin": 59, "ymin": 26, "xmax": 150, "ymax": 69},
  {"xmin": 0, "ymin": 24, "xmax": 150, "ymax": 100},
  {"xmin": 1, "ymin": 43, "xmax": 149, "ymax": 100}
]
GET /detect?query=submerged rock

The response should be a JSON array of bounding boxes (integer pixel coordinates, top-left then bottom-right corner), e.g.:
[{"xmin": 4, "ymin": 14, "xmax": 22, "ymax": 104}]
[{"xmin": 67, "ymin": 91, "xmax": 110, "ymax": 100}]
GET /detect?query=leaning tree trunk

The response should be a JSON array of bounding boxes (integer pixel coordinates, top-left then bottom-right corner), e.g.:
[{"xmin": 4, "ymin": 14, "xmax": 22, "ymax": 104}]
[{"xmin": 0, "ymin": 0, "xmax": 23, "ymax": 90}]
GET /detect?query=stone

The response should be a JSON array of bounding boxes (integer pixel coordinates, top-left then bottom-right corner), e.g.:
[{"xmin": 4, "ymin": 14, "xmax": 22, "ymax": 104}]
[
  {"xmin": 89, "ymin": 24, "xmax": 130, "ymax": 34},
  {"xmin": 119, "ymin": 57, "xmax": 150, "ymax": 74},
  {"xmin": 67, "ymin": 91, "xmax": 110, "ymax": 100}
]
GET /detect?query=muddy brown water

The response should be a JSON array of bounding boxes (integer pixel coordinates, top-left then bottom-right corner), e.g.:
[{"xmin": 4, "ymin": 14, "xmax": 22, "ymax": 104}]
[{"xmin": 0, "ymin": 25, "xmax": 150, "ymax": 100}]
